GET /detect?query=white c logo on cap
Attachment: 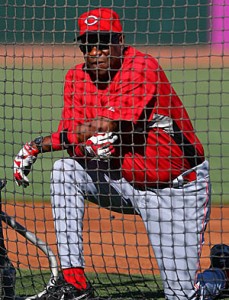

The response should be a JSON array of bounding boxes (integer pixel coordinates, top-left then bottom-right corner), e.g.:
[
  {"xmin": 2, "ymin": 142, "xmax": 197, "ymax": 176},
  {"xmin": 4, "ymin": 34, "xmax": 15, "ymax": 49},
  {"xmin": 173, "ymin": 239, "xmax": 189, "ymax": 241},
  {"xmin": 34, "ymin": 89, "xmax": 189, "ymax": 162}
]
[{"xmin": 84, "ymin": 15, "xmax": 98, "ymax": 26}]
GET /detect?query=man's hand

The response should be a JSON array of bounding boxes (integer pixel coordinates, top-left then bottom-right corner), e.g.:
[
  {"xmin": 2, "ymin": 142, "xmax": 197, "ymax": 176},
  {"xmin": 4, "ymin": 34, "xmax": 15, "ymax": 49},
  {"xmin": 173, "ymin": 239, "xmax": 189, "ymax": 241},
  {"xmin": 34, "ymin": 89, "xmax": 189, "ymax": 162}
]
[
  {"xmin": 13, "ymin": 143, "xmax": 39, "ymax": 187},
  {"xmin": 85, "ymin": 132, "xmax": 118, "ymax": 159},
  {"xmin": 76, "ymin": 118, "xmax": 118, "ymax": 143}
]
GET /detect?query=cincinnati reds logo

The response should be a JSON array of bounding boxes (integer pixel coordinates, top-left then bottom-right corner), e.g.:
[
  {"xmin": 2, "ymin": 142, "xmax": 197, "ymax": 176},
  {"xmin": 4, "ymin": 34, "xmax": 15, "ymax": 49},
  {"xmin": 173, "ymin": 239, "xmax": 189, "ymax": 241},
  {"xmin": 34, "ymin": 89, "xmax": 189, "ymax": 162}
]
[{"xmin": 84, "ymin": 15, "xmax": 99, "ymax": 26}]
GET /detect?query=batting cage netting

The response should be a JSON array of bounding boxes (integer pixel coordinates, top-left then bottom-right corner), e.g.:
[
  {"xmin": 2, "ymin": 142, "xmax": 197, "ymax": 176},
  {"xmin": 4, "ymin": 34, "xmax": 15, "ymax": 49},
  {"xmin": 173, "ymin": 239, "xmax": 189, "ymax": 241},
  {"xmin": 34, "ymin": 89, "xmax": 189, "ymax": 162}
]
[{"xmin": 0, "ymin": 1, "xmax": 229, "ymax": 299}]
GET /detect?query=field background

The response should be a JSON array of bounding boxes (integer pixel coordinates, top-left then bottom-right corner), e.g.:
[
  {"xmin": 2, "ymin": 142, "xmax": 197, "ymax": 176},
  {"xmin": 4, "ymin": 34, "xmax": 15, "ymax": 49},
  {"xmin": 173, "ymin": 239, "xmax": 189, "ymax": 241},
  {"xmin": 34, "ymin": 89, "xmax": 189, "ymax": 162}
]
[
  {"xmin": 0, "ymin": 44, "xmax": 229, "ymax": 299},
  {"xmin": 1, "ymin": 45, "xmax": 229, "ymax": 204}
]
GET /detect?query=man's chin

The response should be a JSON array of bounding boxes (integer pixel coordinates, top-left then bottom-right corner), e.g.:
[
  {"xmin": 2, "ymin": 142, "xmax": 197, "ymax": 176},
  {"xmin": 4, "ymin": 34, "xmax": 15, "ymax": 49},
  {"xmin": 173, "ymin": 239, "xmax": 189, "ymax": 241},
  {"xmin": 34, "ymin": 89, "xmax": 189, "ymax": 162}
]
[{"xmin": 88, "ymin": 69, "xmax": 110, "ymax": 82}]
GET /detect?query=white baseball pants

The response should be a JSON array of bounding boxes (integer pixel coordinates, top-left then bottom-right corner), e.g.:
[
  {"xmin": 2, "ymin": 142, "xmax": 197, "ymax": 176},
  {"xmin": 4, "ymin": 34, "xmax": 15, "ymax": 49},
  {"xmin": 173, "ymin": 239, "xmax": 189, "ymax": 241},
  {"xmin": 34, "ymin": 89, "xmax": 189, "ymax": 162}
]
[{"xmin": 51, "ymin": 159, "xmax": 211, "ymax": 300}]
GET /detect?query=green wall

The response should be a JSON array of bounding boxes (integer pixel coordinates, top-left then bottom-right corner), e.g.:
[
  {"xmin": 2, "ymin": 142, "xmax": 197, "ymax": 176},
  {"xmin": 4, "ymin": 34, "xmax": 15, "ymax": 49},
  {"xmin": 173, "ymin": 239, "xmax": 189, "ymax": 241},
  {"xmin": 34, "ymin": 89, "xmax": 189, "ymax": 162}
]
[{"xmin": 0, "ymin": 0, "xmax": 209, "ymax": 45}]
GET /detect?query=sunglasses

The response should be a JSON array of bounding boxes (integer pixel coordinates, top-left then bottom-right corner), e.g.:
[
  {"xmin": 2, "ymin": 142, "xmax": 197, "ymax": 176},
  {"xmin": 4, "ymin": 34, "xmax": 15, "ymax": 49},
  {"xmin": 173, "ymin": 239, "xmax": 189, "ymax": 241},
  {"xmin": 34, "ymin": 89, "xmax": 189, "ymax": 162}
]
[{"xmin": 79, "ymin": 34, "xmax": 120, "ymax": 54}]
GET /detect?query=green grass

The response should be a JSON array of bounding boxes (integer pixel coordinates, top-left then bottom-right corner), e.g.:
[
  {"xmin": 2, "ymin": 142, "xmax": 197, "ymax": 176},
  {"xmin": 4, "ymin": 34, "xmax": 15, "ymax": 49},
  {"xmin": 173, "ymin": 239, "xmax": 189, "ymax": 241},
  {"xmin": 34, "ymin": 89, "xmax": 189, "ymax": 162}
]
[
  {"xmin": 15, "ymin": 270, "xmax": 164, "ymax": 299},
  {"xmin": 15, "ymin": 270, "xmax": 229, "ymax": 299},
  {"xmin": 0, "ymin": 67, "xmax": 229, "ymax": 204}
]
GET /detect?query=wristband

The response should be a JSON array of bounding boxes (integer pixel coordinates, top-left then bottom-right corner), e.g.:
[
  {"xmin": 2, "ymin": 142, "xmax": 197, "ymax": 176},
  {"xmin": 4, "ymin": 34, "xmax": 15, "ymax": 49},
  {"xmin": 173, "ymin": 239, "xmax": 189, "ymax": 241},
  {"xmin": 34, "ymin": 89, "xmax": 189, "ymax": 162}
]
[{"xmin": 33, "ymin": 136, "xmax": 44, "ymax": 153}]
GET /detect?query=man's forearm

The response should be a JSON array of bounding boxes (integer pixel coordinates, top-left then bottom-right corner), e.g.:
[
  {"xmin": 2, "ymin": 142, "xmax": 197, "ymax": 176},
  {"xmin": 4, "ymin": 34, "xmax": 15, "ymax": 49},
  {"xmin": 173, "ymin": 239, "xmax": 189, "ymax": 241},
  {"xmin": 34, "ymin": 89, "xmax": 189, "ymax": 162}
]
[
  {"xmin": 30, "ymin": 119, "xmax": 118, "ymax": 154},
  {"xmin": 76, "ymin": 118, "xmax": 118, "ymax": 143}
]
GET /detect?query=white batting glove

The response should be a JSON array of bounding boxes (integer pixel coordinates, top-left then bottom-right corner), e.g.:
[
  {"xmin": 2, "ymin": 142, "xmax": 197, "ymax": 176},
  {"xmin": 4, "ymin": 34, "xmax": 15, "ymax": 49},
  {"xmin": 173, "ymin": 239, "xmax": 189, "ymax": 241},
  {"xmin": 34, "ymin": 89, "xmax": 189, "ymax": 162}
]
[
  {"xmin": 13, "ymin": 143, "xmax": 39, "ymax": 188},
  {"xmin": 85, "ymin": 132, "xmax": 118, "ymax": 159}
]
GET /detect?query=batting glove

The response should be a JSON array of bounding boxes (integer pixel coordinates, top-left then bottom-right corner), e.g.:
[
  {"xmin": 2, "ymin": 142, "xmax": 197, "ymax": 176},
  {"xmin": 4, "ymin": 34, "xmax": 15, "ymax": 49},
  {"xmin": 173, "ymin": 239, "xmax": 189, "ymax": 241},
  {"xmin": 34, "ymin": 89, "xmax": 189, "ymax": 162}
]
[
  {"xmin": 13, "ymin": 143, "xmax": 39, "ymax": 188},
  {"xmin": 85, "ymin": 132, "xmax": 118, "ymax": 159}
]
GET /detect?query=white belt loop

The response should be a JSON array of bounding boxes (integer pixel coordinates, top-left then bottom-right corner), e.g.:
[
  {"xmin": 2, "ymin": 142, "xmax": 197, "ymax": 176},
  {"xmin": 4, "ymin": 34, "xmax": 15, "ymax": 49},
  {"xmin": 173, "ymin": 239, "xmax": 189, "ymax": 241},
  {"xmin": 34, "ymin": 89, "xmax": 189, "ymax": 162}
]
[{"xmin": 172, "ymin": 175, "xmax": 184, "ymax": 188}]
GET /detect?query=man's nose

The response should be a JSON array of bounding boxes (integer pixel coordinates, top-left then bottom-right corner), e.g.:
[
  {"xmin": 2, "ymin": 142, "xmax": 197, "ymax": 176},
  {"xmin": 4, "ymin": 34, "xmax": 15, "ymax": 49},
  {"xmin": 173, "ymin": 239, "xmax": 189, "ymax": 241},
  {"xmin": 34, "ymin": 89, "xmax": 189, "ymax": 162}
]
[{"xmin": 88, "ymin": 46, "xmax": 102, "ymax": 56}]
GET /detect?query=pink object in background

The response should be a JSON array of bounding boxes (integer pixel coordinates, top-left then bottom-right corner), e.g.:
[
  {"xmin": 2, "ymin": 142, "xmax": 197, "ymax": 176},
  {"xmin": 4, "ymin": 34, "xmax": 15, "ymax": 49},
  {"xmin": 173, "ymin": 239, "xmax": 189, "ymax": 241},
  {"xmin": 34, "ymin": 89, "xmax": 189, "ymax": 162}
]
[{"xmin": 212, "ymin": 0, "xmax": 229, "ymax": 50}]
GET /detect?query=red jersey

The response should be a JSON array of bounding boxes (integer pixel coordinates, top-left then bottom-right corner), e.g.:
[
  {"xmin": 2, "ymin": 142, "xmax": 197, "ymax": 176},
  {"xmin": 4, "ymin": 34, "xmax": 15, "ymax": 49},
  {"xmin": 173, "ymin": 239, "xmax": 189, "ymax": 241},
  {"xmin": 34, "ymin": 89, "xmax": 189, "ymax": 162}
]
[{"xmin": 51, "ymin": 46, "xmax": 204, "ymax": 187}]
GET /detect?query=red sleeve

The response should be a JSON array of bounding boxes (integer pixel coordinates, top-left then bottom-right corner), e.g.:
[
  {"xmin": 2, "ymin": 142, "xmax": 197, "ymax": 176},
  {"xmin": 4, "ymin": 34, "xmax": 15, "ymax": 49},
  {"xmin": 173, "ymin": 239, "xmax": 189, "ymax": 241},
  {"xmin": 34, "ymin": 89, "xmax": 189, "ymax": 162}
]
[
  {"xmin": 152, "ymin": 67, "xmax": 205, "ymax": 157},
  {"xmin": 51, "ymin": 68, "xmax": 83, "ymax": 150}
]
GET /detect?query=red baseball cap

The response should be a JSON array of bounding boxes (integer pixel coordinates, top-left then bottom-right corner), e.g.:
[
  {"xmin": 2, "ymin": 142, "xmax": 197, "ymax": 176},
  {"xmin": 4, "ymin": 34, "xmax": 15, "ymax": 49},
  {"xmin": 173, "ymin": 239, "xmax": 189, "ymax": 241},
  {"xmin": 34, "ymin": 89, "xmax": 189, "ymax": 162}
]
[{"xmin": 77, "ymin": 8, "xmax": 122, "ymax": 40}]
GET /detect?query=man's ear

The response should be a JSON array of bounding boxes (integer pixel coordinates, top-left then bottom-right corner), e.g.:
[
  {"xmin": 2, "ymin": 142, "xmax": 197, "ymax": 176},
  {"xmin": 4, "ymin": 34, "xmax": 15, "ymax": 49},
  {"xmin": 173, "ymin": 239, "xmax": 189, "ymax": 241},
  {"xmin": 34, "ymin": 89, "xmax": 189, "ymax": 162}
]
[{"xmin": 119, "ymin": 34, "xmax": 125, "ymax": 45}]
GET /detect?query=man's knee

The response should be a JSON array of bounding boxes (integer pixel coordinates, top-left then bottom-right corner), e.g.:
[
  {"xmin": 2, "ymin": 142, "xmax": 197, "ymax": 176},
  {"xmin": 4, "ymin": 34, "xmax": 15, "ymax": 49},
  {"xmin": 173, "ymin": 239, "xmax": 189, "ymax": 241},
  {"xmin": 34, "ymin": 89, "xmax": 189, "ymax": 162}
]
[
  {"xmin": 52, "ymin": 159, "xmax": 76, "ymax": 179},
  {"xmin": 52, "ymin": 158, "xmax": 73, "ymax": 172},
  {"xmin": 52, "ymin": 159, "xmax": 87, "ymax": 186}
]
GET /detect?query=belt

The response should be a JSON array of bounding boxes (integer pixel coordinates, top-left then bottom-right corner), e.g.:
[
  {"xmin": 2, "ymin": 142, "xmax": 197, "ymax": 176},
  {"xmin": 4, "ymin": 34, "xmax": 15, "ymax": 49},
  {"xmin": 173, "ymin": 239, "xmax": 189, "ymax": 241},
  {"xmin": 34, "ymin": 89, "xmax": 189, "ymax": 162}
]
[{"xmin": 134, "ymin": 169, "xmax": 197, "ymax": 191}]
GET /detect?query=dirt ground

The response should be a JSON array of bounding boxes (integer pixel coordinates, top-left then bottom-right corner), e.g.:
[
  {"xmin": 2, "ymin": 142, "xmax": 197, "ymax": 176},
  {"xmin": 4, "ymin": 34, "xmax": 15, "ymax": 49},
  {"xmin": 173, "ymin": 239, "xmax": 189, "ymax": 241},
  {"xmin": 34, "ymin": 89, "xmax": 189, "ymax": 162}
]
[
  {"xmin": 1, "ymin": 44, "xmax": 229, "ymax": 69},
  {"xmin": 3, "ymin": 203, "xmax": 229, "ymax": 276}
]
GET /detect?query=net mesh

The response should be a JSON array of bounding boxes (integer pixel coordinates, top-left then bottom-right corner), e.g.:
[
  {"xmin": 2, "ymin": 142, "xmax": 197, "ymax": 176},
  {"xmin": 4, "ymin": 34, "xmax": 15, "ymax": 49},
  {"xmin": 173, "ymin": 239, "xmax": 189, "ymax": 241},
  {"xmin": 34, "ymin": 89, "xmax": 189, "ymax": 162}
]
[{"xmin": 0, "ymin": 1, "xmax": 228, "ymax": 299}]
